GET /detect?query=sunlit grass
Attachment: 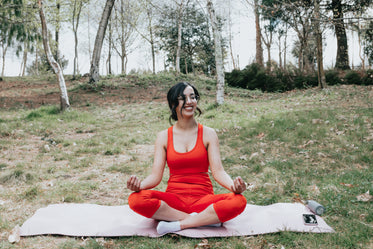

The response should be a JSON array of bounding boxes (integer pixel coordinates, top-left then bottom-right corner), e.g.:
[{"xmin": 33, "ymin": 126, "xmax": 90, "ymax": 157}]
[{"xmin": 0, "ymin": 75, "xmax": 372, "ymax": 248}]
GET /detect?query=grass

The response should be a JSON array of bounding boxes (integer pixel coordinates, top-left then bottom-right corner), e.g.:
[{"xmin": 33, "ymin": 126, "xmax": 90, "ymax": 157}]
[{"xmin": 0, "ymin": 74, "xmax": 372, "ymax": 248}]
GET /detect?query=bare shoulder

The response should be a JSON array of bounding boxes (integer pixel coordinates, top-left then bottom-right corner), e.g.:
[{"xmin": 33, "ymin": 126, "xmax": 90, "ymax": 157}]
[
  {"xmin": 156, "ymin": 128, "xmax": 168, "ymax": 145},
  {"xmin": 202, "ymin": 125, "xmax": 218, "ymax": 143}
]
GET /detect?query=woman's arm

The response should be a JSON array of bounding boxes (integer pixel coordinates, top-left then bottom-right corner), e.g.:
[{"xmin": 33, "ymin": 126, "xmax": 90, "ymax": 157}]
[
  {"xmin": 127, "ymin": 129, "xmax": 168, "ymax": 192},
  {"xmin": 204, "ymin": 127, "xmax": 246, "ymax": 194}
]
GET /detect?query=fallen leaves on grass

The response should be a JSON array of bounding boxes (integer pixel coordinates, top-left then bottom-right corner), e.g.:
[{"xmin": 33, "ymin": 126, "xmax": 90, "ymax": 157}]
[
  {"xmin": 292, "ymin": 193, "xmax": 304, "ymax": 204},
  {"xmin": 356, "ymin": 191, "xmax": 373, "ymax": 202},
  {"xmin": 195, "ymin": 239, "xmax": 211, "ymax": 249},
  {"xmin": 8, "ymin": 225, "xmax": 20, "ymax": 243},
  {"xmin": 256, "ymin": 132, "xmax": 266, "ymax": 140},
  {"xmin": 249, "ymin": 152, "xmax": 259, "ymax": 160},
  {"xmin": 340, "ymin": 182, "xmax": 355, "ymax": 188}
]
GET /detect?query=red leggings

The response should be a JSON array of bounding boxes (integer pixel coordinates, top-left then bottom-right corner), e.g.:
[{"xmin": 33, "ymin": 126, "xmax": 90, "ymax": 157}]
[{"xmin": 128, "ymin": 190, "xmax": 247, "ymax": 223}]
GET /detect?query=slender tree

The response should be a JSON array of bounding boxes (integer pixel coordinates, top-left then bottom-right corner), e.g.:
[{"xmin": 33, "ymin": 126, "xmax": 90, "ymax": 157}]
[
  {"xmin": 157, "ymin": 3, "xmax": 216, "ymax": 75},
  {"xmin": 0, "ymin": 0, "xmax": 39, "ymax": 76},
  {"xmin": 207, "ymin": 0, "xmax": 224, "ymax": 105},
  {"xmin": 71, "ymin": 0, "xmax": 87, "ymax": 78},
  {"xmin": 111, "ymin": 0, "xmax": 138, "ymax": 74},
  {"xmin": 38, "ymin": 0, "xmax": 70, "ymax": 110},
  {"xmin": 242, "ymin": 0, "xmax": 264, "ymax": 67},
  {"xmin": 313, "ymin": 0, "xmax": 326, "ymax": 88},
  {"xmin": 89, "ymin": 0, "xmax": 115, "ymax": 83},
  {"xmin": 173, "ymin": 0, "xmax": 190, "ymax": 73}
]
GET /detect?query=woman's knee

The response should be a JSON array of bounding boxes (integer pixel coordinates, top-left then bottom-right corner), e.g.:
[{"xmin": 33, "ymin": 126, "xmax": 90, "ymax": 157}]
[
  {"xmin": 128, "ymin": 191, "xmax": 142, "ymax": 210},
  {"xmin": 235, "ymin": 194, "xmax": 247, "ymax": 213}
]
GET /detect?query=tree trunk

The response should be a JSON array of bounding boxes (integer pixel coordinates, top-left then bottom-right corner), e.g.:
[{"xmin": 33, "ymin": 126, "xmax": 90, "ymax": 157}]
[
  {"xmin": 89, "ymin": 0, "xmax": 115, "ymax": 83},
  {"xmin": 207, "ymin": 0, "xmax": 224, "ymax": 105},
  {"xmin": 35, "ymin": 47, "xmax": 39, "ymax": 75},
  {"xmin": 278, "ymin": 35, "xmax": 282, "ymax": 69},
  {"xmin": 314, "ymin": 0, "xmax": 326, "ymax": 88},
  {"xmin": 55, "ymin": 0, "xmax": 60, "ymax": 61},
  {"xmin": 19, "ymin": 41, "xmax": 27, "ymax": 76},
  {"xmin": 176, "ymin": 0, "xmax": 184, "ymax": 73},
  {"xmin": 263, "ymin": 30, "xmax": 272, "ymax": 72},
  {"xmin": 228, "ymin": 0, "xmax": 236, "ymax": 69},
  {"xmin": 1, "ymin": 43, "xmax": 8, "ymax": 77},
  {"xmin": 72, "ymin": 0, "xmax": 83, "ymax": 78},
  {"xmin": 284, "ymin": 24, "xmax": 288, "ymax": 68},
  {"xmin": 145, "ymin": 7, "xmax": 156, "ymax": 74},
  {"xmin": 38, "ymin": 0, "xmax": 70, "ymax": 110},
  {"xmin": 332, "ymin": 0, "xmax": 350, "ymax": 70},
  {"xmin": 107, "ymin": 20, "xmax": 113, "ymax": 75},
  {"xmin": 254, "ymin": 0, "xmax": 263, "ymax": 67}
]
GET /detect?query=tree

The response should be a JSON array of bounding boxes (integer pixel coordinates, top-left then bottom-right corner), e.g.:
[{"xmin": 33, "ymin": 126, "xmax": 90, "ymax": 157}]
[
  {"xmin": 363, "ymin": 20, "xmax": 373, "ymax": 66},
  {"xmin": 330, "ymin": 0, "xmax": 350, "ymax": 70},
  {"xmin": 313, "ymin": 0, "xmax": 326, "ymax": 88},
  {"xmin": 326, "ymin": 0, "xmax": 371, "ymax": 70},
  {"xmin": 173, "ymin": 0, "xmax": 190, "ymax": 73},
  {"xmin": 157, "ymin": 3, "xmax": 216, "ymax": 75},
  {"xmin": 242, "ymin": 0, "xmax": 264, "ymax": 67},
  {"xmin": 89, "ymin": 0, "xmax": 115, "ymax": 83},
  {"xmin": 278, "ymin": 1, "xmax": 315, "ymax": 73},
  {"xmin": 111, "ymin": 0, "xmax": 138, "ymax": 74},
  {"xmin": 0, "ymin": 0, "xmax": 39, "ymax": 76},
  {"xmin": 38, "ymin": 0, "xmax": 70, "ymax": 110},
  {"xmin": 128, "ymin": 0, "xmax": 160, "ymax": 74},
  {"xmin": 207, "ymin": 0, "xmax": 224, "ymax": 105},
  {"xmin": 70, "ymin": 0, "xmax": 87, "ymax": 78}
]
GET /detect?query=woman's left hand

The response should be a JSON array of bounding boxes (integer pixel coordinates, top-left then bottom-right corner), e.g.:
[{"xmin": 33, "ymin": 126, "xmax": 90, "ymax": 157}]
[{"xmin": 232, "ymin": 176, "xmax": 246, "ymax": 194}]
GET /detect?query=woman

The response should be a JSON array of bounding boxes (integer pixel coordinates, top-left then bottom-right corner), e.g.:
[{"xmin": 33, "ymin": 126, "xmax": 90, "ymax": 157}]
[{"xmin": 127, "ymin": 82, "xmax": 247, "ymax": 235}]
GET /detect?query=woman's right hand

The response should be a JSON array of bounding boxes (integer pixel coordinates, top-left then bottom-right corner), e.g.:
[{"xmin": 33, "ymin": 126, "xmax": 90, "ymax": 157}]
[{"xmin": 127, "ymin": 175, "xmax": 142, "ymax": 192}]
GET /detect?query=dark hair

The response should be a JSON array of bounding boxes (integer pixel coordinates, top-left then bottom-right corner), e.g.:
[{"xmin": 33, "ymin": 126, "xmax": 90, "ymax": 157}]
[{"xmin": 167, "ymin": 82, "xmax": 202, "ymax": 124}]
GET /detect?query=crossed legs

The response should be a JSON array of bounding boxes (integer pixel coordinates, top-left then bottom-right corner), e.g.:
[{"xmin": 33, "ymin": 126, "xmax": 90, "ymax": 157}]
[{"xmin": 128, "ymin": 190, "xmax": 246, "ymax": 234}]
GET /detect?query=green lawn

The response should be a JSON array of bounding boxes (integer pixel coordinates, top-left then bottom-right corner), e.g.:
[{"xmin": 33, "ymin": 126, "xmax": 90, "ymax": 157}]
[{"xmin": 0, "ymin": 74, "xmax": 372, "ymax": 248}]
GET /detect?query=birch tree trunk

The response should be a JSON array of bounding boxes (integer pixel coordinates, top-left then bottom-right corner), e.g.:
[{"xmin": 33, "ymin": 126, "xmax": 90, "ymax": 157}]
[
  {"xmin": 89, "ymin": 0, "xmax": 115, "ymax": 83},
  {"xmin": 207, "ymin": 0, "xmax": 224, "ymax": 105},
  {"xmin": 19, "ymin": 40, "xmax": 27, "ymax": 76},
  {"xmin": 314, "ymin": 0, "xmax": 326, "ymax": 88},
  {"xmin": 38, "ymin": 0, "xmax": 70, "ymax": 110},
  {"xmin": 1, "ymin": 43, "xmax": 7, "ymax": 77},
  {"xmin": 254, "ymin": 0, "xmax": 263, "ymax": 67},
  {"xmin": 175, "ymin": 0, "xmax": 186, "ymax": 73},
  {"xmin": 72, "ymin": 0, "xmax": 83, "ymax": 78}
]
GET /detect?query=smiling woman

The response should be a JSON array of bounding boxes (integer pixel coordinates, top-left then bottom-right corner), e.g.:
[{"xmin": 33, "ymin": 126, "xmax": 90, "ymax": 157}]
[
  {"xmin": 166, "ymin": 82, "xmax": 202, "ymax": 124},
  {"xmin": 126, "ymin": 81, "xmax": 247, "ymax": 235}
]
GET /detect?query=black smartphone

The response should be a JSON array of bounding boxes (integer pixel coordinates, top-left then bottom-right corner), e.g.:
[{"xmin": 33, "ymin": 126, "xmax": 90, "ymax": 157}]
[{"xmin": 303, "ymin": 214, "xmax": 318, "ymax": 225}]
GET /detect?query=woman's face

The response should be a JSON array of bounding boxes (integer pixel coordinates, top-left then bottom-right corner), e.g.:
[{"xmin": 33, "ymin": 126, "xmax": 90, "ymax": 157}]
[{"xmin": 176, "ymin": 86, "xmax": 198, "ymax": 119}]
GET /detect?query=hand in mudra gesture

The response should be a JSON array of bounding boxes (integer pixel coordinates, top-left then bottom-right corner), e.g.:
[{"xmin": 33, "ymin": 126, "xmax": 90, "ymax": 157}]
[
  {"xmin": 127, "ymin": 175, "xmax": 141, "ymax": 192},
  {"xmin": 232, "ymin": 176, "xmax": 246, "ymax": 194}
]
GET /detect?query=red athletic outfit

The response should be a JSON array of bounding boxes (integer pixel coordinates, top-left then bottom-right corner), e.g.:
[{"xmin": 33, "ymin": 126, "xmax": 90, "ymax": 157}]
[{"xmin": 128, "ymin": 124, "xmax": 246, "ymax": 222}]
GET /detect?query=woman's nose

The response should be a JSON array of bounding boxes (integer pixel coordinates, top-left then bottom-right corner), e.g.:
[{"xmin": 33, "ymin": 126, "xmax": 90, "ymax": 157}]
[{"xmin": 185, "ymin": 96, "xmax": 193, "ymax": 103}]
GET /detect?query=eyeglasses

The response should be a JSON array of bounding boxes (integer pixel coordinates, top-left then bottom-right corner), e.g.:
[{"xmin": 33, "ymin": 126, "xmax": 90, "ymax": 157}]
[{"xmin": 177, "ymin": 94, "xmax": 199, "ymax": 102}]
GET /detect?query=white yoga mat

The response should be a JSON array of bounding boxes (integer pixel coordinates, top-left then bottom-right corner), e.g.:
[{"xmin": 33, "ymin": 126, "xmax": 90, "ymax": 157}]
[{"xmin": 19, "ymin": 203, "xmax": 334, "ymax": 238}]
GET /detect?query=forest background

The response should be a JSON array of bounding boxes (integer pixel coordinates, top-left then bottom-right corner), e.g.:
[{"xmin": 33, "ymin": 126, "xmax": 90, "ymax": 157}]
[{"xmin": 1, "ymin": 0, "xmax": 373, "ymax": 82}]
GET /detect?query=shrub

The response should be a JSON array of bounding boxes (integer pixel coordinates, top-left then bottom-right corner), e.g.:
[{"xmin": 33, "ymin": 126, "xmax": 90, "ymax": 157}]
[
  {"xmin": 344, "ymin": 70, "xmax": 362, "ymax": 85},
  {"xmin": 293, "ymin": 73, "xmax": 318, "ymax": 89},
  {"xmin": 362, "ymin": 69, "xmax": 373, "ymax": 85},
  {"xmin": 225, "ymin": 63, "xmax": 370, "ymax": 91},
  {"xmin": 325, "ymin": 70, "xmax": 342, "ymax": 85}
]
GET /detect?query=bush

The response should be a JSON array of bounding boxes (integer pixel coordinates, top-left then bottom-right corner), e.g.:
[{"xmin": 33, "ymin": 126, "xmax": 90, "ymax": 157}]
[
  {"xmin": 344, "ymin": 70, "xmax": 362, "ymax": 85},
  {"xmin": 362, "ymin": 69, "xmax": 373, "ymax": 85},
  {"xmin": 225, "ymin": 63, "xmax": 371, "ymax": 92},
  {"xmin": 293, "ymin": 73, "xmax": 318, "ymax": 89},
  {"xmin": 325, "ymin": 70, "xmax": 342, "ymax": 85}
]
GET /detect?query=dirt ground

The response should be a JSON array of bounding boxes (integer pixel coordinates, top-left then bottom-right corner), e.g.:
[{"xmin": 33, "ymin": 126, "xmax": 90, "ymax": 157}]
[{"xmin": 0, "ymin": 75, "xmax": 166, "ymax": 109}]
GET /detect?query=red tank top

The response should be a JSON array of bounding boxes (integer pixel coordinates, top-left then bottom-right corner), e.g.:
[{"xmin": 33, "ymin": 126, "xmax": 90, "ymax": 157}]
[{"xmin": 166, "ymin": 123, "xmax": 214, "ymax": 196}]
